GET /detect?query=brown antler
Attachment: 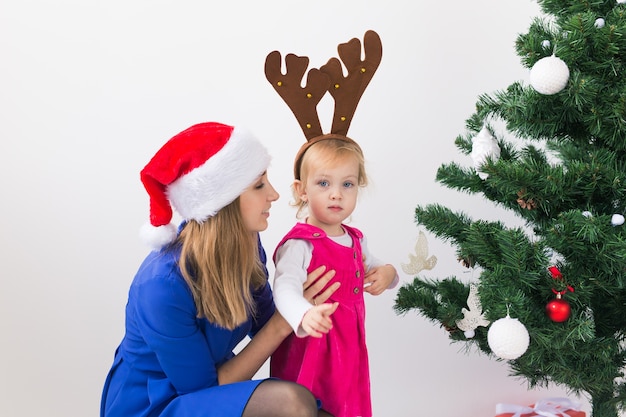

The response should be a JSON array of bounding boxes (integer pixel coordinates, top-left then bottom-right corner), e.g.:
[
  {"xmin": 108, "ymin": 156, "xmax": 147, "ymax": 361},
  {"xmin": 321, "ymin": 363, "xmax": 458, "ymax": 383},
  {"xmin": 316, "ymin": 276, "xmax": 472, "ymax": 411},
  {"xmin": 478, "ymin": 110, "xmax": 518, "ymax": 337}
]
[
  {"xmin": 265, "ymin": 31, "xmax": 382, "ymax": 179},
  {"xmin": 320, "ymin": 30, "xmax": 382, "ymax": 136},
  {"xmin": 264, "ymin": 51, "xmax": 331, "ymax": 140}
]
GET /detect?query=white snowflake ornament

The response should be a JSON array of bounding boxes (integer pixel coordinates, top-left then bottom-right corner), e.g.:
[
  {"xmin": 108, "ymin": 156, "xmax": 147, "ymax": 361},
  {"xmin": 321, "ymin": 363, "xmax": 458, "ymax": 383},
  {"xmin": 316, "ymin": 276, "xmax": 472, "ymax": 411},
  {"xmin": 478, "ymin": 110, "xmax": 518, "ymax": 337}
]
[
  {"xmin": 487, "ymin": 315, "xmax": 530, "ymax": 360},
  {"xmin": 470, "ymin": 126, "xmax": 500, "ymax": 180},
  {"xmin": 401, "ymin": 231, "xmax": 437, "ymax": 274},
  {"xmin": 530, "ymin": 55, "xmax": 570, "ymax": 95},
  {"xmin": 455, "ymin": 283, "xmax": 490, "ymax": 338}
]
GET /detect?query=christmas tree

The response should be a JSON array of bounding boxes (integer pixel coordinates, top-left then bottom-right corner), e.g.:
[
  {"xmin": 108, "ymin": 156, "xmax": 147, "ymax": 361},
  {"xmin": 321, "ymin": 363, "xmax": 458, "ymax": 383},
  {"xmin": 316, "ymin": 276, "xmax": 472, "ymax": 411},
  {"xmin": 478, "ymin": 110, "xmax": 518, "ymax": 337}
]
[{"xmin": 393, "ymin": 1, "xmax": 626, "ymax": 417}]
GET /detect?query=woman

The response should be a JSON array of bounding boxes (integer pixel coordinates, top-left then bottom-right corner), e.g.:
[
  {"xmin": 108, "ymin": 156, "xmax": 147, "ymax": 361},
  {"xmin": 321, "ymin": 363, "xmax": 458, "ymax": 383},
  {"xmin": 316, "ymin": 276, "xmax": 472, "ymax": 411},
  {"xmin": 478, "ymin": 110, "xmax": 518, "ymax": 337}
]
[{"xmin": 101, "ymin": 122, "xmax": 338, "ymax": 417}]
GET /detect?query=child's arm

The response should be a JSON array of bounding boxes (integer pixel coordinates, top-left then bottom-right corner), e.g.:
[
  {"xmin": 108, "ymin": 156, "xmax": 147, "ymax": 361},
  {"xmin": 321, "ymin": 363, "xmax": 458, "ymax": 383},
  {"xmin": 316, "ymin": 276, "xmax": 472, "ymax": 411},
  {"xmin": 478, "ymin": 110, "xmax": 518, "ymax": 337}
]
[
  {"xmin": 360, "ymin": 235, "xmax": 399, "ymax": 295},
  {"xmin": 363, "ymin": 264, "xmax": 397, "ymax": 295},
  {"xmin": 274, "ymin": 240, "xmax": 339, "ymax": 337}
]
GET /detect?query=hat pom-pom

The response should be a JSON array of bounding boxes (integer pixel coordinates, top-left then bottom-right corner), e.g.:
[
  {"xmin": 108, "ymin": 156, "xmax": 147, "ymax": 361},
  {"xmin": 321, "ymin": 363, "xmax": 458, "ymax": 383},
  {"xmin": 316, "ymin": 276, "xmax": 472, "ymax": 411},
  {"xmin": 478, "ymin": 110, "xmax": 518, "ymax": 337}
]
[{"xmin": 140, "ymin": 223, "xmax": 178, "ymax": 250}]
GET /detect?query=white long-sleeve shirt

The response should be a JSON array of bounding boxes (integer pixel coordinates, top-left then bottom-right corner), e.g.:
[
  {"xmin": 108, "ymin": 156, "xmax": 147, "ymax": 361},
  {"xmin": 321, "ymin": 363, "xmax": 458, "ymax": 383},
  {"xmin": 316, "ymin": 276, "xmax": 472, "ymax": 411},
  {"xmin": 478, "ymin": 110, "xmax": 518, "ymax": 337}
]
[{"xmin": 273, "ymin": 231, "xmax": 398, "ymax": 336}]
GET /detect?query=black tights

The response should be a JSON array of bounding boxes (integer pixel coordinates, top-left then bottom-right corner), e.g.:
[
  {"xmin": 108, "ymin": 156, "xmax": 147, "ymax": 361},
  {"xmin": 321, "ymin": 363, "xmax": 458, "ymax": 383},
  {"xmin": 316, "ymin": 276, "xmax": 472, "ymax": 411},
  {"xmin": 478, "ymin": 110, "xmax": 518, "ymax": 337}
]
[{"xmin": 242, "ymin": 379, "xmax": 333, "ymax": 417}]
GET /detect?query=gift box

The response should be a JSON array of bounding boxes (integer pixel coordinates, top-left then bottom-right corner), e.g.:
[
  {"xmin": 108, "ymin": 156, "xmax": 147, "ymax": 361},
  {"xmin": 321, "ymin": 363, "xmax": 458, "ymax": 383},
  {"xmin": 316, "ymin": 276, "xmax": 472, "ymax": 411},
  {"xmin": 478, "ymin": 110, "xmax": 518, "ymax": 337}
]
[{"xmin": 495, "ymin": 397, "xmax": 585, "ymax": 417}]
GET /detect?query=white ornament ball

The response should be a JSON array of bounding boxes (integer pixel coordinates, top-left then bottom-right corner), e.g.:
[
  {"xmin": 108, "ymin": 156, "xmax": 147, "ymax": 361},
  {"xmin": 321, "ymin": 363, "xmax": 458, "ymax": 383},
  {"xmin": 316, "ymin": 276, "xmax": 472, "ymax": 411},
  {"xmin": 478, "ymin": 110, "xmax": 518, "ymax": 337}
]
[
  {"xmin": 541, "ymin": 40, "xmax": 551, "ymax": 49},
  {"xmin": 611, "ymin": 214, "xmax": 625, "ymax": 226},
  {"xmin": 618, "ymin": 0, "xmax": 626, "ymax": 4},
  {"xmin": 529, "ymin": 55, "xmax": 570, "ymax": 95},
  {"xmin": 595, "ymin": 18, "xmax": 605, "ymax": 28},
  {"xmin": 487, "ymin": 315, "xmax": 530, "ymax": 360},
  {"xmin": 582, "ymin": 211, "xmax": 593, "ymax": 218}
]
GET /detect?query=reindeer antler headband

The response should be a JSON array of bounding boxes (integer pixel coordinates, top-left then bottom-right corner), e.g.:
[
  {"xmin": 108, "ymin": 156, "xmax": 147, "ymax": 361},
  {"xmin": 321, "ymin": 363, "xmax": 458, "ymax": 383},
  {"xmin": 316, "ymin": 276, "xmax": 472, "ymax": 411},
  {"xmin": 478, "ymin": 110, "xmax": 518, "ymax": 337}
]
[{"xmin": 264, "ymin": 30, "xmax": 383, "ymax": 179}]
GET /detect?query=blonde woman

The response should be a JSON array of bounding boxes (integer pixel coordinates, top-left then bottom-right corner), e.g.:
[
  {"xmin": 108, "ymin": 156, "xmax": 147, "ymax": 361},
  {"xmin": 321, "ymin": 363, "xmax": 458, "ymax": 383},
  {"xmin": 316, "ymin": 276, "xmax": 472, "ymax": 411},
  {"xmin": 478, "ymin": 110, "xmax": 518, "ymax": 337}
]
[{"xmin": 101, "ymin": 122, "xmax": 337, "ymax": 417}]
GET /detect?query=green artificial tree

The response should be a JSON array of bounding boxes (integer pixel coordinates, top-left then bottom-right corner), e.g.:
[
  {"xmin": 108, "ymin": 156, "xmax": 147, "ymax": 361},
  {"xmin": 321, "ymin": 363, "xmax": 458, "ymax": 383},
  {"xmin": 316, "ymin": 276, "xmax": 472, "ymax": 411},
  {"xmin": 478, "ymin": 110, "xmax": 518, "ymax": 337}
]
[{"xmin": 393, "ymin": 1, "xmax": 626, "ymax": 417}]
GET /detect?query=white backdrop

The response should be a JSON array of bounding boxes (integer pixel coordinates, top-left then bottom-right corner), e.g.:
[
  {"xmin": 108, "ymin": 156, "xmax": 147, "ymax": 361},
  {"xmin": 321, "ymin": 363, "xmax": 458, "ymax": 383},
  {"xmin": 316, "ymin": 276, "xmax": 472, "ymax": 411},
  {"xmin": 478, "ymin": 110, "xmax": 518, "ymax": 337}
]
[{"xmin": 1, "ymin": 1, "xmax": 596, "ymax": 416}]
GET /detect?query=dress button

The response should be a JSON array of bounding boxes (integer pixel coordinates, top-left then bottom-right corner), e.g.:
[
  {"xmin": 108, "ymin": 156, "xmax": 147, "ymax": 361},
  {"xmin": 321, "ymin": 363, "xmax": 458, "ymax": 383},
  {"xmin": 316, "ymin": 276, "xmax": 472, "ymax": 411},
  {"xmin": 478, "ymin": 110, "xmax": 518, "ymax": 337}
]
[
  {"xmin": 355, "ymin": 270, "xmax": 360, "ymax": 278},
  {"xmin": 312, "ymin": 232, "xmax": 321, "ymax": 237},
  {"xmin": 353, "ymin": 287, "xmax": 360, "ymax": 294}
]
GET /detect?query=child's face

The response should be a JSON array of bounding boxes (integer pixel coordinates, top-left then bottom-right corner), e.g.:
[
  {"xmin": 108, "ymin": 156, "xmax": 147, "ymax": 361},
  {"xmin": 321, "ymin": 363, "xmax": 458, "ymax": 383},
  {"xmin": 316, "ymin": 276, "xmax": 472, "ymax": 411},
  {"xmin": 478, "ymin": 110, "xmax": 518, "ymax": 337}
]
[
  {"xmin": 239, "ymin": 172, "xmax": 280, "ymax": 233},
  {"xmin": 296, "ymin": 155, "xmax": 359, "ymax": 236}
]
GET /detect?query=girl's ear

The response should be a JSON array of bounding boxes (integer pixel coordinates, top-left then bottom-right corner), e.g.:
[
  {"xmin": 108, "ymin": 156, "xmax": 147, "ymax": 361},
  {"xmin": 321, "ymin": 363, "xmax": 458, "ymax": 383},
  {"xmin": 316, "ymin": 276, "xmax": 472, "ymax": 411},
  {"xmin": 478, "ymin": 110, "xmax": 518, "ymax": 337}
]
[{"xmin": 293, "ymin": 180, "xmax": 307, "ymax": 202}]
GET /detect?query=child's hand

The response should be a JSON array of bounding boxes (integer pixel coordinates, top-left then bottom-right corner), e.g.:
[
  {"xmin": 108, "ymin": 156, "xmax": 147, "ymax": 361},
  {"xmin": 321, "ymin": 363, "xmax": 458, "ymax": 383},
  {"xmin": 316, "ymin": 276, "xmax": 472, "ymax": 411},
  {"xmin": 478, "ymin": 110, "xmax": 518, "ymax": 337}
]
[
  {"xmin": 363, "ymin": 264, "xmax": 397, "ymax": 295},
  {"xmin": 301, "ymin": 302, "xmax": 339, "ymax": 338}
]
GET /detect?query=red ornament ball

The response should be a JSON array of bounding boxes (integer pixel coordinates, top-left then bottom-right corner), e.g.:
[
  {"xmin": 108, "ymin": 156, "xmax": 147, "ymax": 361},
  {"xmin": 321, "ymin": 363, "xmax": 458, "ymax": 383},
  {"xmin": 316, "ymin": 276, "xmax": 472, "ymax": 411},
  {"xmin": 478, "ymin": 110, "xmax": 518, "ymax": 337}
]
[{"xmin": 546, "ymin": 298, "xmax": 571, "ymax": 322}]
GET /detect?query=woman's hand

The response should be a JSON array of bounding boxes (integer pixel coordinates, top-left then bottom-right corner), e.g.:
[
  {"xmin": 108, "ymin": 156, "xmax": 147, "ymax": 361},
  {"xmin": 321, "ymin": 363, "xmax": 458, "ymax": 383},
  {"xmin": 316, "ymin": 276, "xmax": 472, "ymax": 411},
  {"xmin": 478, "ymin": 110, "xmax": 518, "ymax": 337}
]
[{"xmin": 303, "ymin": 265, "xmax": 339, "ymax": 306}]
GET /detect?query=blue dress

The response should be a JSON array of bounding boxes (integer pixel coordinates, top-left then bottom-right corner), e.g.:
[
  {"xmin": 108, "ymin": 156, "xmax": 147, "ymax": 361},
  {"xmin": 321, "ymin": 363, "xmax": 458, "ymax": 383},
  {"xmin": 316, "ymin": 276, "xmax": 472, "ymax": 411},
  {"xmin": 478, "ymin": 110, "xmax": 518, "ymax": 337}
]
[{"xmin": 100, "ymin": 239, "xmax": 275, "ymax": 417}]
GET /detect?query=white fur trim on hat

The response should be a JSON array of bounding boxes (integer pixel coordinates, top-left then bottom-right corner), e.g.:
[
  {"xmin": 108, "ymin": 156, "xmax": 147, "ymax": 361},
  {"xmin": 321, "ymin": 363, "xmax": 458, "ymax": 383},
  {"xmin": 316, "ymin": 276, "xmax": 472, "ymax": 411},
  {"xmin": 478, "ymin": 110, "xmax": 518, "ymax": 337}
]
[
  {"xmin": 167, "ymin": 126, "xmax": 271, "ymax": 222},
  {"xmin": 140, "ymin": 222, "xmax": 178, "ymax": 251}
]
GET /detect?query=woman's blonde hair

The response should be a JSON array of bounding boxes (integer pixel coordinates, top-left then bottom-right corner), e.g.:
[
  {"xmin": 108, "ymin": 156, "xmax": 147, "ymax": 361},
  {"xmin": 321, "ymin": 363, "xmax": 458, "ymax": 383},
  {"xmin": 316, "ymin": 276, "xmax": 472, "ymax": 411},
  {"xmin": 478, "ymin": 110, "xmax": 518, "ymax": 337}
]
[
  {"xmin": 292, "ymin": 138, "xmax": 368, "ymax": 218},
  {"xmin": 178, "ymin": 198, "xmax": 266, "ymax": 329}
]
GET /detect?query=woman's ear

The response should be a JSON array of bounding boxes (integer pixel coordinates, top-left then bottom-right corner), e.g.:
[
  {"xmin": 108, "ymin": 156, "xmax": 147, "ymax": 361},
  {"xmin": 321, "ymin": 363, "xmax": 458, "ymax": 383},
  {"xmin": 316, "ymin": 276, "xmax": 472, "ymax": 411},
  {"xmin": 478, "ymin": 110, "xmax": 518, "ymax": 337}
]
[{"xmin": 293, "ymin": 180, "xmax": 307, "ymax": 202}]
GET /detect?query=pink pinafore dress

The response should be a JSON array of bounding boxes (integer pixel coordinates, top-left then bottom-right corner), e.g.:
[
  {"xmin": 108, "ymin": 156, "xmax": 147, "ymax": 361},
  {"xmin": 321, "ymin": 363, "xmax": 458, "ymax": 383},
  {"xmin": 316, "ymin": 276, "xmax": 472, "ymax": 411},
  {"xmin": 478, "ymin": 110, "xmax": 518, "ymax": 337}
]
[{"xmin": 271, "ymin": 223, "xmax": 371, "ymax": 417}]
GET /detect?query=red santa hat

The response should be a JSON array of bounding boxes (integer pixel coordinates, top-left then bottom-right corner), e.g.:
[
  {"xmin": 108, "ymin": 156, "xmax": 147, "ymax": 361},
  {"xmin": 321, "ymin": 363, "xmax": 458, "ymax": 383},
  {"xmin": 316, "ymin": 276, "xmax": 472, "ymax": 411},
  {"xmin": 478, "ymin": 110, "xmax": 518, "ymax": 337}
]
[{"xmin": 139, "ymin": 121, "xmax": 271, "ymax": 249}]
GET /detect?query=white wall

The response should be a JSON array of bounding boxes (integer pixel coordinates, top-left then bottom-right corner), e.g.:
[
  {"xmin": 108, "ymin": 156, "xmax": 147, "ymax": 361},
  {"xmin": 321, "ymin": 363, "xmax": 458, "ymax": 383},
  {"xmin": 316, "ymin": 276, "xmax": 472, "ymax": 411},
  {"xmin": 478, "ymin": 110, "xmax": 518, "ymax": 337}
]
[{"xmin": 1, "ymin": 1, "xmax": 592, "ymax": 416}]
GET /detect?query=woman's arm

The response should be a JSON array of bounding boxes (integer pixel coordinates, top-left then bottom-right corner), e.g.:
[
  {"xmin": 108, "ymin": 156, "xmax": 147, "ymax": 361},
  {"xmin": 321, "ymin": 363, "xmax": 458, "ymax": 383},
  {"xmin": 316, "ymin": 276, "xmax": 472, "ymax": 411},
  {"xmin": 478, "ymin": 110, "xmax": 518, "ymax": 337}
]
[
  {"xmin": 217, "ymin": 311, "xmax": 291, "ymax": 384},
  {"xmin": 217, "ymin": 265, "xmax": 338, "ymax": 385},
  {"xmin": 135, "ymin": 275, "xmax": 218, "ymax": 392}
]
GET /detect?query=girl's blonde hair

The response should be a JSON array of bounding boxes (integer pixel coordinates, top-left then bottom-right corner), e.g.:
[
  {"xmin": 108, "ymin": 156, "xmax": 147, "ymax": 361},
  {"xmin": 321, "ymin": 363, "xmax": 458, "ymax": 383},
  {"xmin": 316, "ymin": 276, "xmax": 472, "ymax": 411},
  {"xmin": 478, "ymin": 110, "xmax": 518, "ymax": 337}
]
[
  {"xmin": 178, "ymin": 198, "xmax": 266, "ymax": 329},
  {"xmin": 292, "ymin": 138, "xmax": 368, "ymax": 218}
]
